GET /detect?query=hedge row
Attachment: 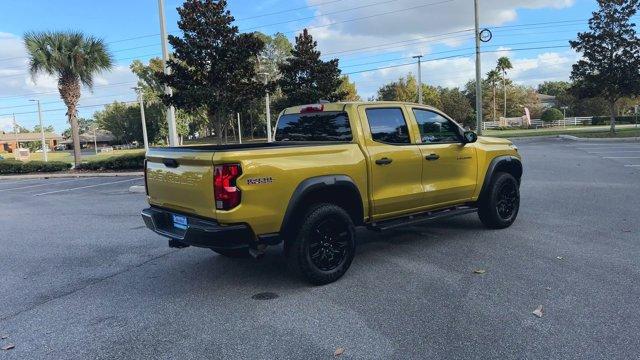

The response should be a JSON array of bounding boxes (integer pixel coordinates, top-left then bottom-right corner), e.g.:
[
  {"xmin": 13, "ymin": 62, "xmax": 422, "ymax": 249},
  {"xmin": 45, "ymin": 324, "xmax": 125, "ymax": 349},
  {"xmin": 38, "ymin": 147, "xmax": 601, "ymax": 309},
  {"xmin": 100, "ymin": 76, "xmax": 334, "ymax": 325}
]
[
  {"xmin": 592, "ymin": 116, "xmax": 639, "ymax": 125},
  {"xmin": 76, "ymin": 153, "xmax": 145, "ymax": 171},
  {"xmin": 0, "ymin": 160, "xmax": 72, "ymax": 175}
]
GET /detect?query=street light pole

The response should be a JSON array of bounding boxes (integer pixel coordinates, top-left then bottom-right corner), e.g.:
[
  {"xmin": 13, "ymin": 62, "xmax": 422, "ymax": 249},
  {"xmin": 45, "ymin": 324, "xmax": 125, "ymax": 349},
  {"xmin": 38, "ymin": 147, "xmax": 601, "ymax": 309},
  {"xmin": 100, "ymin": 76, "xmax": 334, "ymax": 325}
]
[
  {"xmin": 30, "ymin": 99, "xmax": 48, "ymax": 162},
  {"xmin": 134, "ymin": 88, "xmax": 149, "ymax": 152},
  {"xmin": 158, "ymin": 0, "xmax": 178, "ymax": 146},
  {"xmin": 474, "ymin": 0, "xmax": 483, "ymax": 135},
  {"xmin": 413, "ymin": 55, "xmax": 423, "ymax": 104}
]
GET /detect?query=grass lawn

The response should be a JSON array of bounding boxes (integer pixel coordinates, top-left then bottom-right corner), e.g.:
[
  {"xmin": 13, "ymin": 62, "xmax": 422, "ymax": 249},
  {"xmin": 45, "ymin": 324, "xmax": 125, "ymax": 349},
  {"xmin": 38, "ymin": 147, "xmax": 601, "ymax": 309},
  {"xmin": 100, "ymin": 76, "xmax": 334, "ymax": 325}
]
[
  {"xmin": 0, "ymin": 149, "xmax": 144, "ymax": 164},
  {"xmin": 485, "ymin": 125, "xmax": 640, "ymax": 139}
]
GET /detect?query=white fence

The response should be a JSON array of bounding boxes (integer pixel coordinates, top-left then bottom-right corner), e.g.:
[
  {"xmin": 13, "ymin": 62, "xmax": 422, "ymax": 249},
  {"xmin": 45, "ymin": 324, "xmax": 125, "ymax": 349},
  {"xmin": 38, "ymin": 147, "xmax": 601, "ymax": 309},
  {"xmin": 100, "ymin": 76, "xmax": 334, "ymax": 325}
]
[{"xmin": 482, "ymin": 117, "xmax": 592, "ymax": 130}]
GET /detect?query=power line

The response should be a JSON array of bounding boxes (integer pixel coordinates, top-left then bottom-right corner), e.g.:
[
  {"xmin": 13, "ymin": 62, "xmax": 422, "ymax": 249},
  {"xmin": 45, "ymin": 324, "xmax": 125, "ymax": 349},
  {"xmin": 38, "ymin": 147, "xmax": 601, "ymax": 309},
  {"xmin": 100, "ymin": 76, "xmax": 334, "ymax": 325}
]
[
  {"xmin": 234, "ymin": 0, "xmax": 345, "ymax": 21},
  {"xmin": 0, "ymin": 81, "xmax": 138, "ymax": 100},
  {"xmin": 240, "ymin": 0, "xmax": 402, "ymax": 32},
  {"xmin": 342, "ymin": 44, "xmax": 572, "ymax": 75},
  {"xmin": 284, "ymin": 0, "xmax": 455, "ymax": 35},
  {"xmin": 0, "ymin": 100, "xmax": 137, "ymax": 117}
]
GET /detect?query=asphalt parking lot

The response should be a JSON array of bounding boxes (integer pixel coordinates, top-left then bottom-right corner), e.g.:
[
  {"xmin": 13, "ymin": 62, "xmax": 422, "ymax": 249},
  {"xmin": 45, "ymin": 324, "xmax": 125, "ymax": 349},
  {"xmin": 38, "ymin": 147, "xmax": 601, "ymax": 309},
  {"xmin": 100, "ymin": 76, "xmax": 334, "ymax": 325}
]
[{"xmin": 1, "ymin": 137, "xmax": 639, "ymax": 359}]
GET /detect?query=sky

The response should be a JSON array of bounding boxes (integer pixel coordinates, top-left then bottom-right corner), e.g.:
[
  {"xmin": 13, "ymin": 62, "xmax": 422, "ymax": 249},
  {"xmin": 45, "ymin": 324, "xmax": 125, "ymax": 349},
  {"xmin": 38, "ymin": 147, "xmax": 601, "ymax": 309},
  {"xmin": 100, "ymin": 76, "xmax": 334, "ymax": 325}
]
[{"xmin": 0, "ymin": 0, "xmax": 629, "ymax": 133}]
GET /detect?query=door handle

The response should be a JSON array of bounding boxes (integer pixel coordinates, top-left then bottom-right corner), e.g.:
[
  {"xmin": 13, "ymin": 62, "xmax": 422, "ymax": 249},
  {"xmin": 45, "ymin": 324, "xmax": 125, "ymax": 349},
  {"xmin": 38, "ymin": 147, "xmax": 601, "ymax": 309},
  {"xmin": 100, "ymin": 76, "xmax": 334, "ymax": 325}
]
[
  {"xmin": 425, "ymin": 153, "xmax": 440, "ymax": 161},
  {"xmin": 375, "ymin": 157, "xmax": 393, "ymax": 165}
]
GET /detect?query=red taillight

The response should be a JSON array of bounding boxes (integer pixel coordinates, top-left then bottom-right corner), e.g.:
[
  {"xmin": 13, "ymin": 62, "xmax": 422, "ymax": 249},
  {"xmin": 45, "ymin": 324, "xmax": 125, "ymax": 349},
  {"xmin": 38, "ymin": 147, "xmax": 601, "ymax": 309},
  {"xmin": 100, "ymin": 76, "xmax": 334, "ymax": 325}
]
[
  {"xmin": 214, "ymin": 163, "xmax": 241, "ymax": 210},
  {"xmin": 300, "ymin": 104, "xmax": 324, "ymax": 113}
]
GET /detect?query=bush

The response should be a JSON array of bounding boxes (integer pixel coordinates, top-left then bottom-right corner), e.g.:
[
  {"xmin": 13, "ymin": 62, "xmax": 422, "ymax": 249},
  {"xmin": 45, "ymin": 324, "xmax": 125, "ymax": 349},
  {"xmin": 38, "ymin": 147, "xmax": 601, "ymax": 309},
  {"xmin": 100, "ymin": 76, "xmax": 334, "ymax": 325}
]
[
  {"xmin": 75, "ymin": 153, "xmax": 145, "ymax": 171},
  {"xmin": 0, "ymin": 160, "xmax": 71, "ymax": 175},
  {"xmin": 541, "ymin": 108, "xmax": 564, "ymax": 123}
]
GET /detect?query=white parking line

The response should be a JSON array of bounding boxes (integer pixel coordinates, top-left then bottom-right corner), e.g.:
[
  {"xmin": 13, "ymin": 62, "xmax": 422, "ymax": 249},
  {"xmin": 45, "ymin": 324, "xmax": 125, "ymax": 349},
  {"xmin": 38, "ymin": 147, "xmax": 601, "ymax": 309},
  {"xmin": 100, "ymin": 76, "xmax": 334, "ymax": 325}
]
[
  {"xmin": 33, "ymin": 178, "xmax": 142, "ymax": 196},
  {"xmin": 602, "ymin": 157, "xmax": 640, "ymax": 159},
  {"xmin": 624, "ymin": 165, "xmax": 640, "ymax": 167},
  {"xmin": 588, "ymin": 151, "xmax": 640, "ymax": 154},
  {"xmin": 0, "ymin": 178, "xmax": 96, "ymax": 192}
]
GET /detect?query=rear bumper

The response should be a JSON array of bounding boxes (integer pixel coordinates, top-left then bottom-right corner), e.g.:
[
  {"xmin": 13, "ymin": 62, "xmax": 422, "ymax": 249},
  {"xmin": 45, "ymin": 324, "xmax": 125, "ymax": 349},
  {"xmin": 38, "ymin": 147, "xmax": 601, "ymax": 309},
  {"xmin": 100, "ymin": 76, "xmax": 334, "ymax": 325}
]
[{"xmin": 141, "ymin": 207, "xmax": 253, "ymax": 250}]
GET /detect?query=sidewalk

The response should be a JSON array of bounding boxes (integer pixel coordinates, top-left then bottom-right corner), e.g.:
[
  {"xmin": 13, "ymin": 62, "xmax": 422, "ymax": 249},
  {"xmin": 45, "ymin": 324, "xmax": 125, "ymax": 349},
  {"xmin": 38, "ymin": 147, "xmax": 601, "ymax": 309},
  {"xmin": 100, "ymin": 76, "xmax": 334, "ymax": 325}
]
[
  {"xmin": 0, "ymin": 171, "xmax": 143, "ymax": 180},
  {"xmin": 558, "ymin": 134, "xmax": 640, "ymax": 142}
]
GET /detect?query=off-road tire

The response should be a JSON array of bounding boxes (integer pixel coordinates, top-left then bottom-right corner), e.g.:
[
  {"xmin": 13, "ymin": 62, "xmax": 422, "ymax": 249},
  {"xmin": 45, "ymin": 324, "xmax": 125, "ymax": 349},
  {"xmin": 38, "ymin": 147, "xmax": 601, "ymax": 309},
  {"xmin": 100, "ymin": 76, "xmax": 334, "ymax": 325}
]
[
  {"xmin": 478, "ymin": 172, "xmax": 520, "ymax": 229},
  {"xmin": 285, "ymin": 203, "xmax": 356, "ymax": 285}
]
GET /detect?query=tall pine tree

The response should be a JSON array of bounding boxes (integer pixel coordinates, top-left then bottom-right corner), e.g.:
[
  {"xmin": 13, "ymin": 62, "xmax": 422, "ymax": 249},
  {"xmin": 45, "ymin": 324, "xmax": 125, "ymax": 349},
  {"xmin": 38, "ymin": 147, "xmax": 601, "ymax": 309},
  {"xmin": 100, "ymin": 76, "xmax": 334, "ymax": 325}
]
[
  {"xmin": 159, "ymin": 0, "xmax": 265, "ymax": 144},
  {"xmin": 277, "ymin": 29, "xmax": 346, "ymax": 109},
  {"xmin": 570, "ymin": 0, "xmax": 640, "ymax": 133}
]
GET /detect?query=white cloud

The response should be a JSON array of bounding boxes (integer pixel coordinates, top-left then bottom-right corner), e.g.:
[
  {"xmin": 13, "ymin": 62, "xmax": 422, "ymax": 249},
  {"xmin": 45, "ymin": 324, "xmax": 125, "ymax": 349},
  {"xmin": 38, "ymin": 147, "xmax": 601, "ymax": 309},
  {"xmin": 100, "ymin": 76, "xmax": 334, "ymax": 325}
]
[
  {"xmin": 355, "ymin": 50, "xmax": 577, "ymax": 99},
  {"xmin": 301, "ymin": 0, "xmax": 577, "ymax": 99},
  {"xmin": 0, "ymin": 116, "xmax": 14, "ymax": 132},
  {"xmin": 0, "ymin": 32, "xmax": 138, "ymax": 132},
  {"xmin": 306, "ymin": 0, "xmax": 575, "ymax": 56}
]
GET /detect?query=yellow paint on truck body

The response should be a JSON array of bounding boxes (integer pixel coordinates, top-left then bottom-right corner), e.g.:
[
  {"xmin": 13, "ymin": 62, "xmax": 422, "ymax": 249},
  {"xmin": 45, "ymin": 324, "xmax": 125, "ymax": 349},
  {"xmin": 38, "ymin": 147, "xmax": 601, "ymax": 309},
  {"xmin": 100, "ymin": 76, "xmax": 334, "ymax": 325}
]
[{"xmin": 146, "ymin": 101, "xmax": 520, "ymax": 238}]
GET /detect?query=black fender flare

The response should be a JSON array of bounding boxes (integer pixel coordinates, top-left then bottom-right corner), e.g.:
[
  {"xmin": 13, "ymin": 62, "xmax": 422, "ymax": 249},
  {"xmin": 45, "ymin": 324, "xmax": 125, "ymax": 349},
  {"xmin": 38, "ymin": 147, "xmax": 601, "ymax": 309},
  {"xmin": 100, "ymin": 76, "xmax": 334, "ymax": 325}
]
[
  {"xmin": 478, "ymin": 156, "xmax": 523, "ymax": 201},
  {"xmin": 279, "ymin": 175, "xmax": 364, "ymax": 235}
]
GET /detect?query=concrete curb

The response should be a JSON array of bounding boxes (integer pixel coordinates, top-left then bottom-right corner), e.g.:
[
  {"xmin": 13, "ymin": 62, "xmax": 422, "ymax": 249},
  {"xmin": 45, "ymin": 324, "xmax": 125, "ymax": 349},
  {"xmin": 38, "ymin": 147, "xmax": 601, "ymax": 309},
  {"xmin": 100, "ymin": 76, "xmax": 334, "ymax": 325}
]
[
  {"xmin": 558, "ymin": 134, "xmax": 640, "ymax": 142},
  {"xmin": 0, "ymin": 172, "xmax": 143, "ymax": 180}
]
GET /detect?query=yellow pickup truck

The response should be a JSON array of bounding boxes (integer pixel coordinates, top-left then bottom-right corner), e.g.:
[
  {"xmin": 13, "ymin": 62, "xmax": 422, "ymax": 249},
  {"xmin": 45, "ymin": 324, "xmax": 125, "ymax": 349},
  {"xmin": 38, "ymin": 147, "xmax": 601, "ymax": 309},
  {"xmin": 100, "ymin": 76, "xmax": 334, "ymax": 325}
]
[{"xmin": 142, "ymin": 101, "xmax": 522, "ymax": 284}]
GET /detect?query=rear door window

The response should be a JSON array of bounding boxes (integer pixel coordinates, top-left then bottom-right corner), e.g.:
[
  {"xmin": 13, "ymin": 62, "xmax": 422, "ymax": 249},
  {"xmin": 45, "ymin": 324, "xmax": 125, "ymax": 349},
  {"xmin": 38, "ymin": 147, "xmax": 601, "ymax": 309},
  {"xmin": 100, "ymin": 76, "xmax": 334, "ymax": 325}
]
[
  {"xmin": 365, "ymin": 108, "xmax": 410, "ymax": 144},
  {"xmin": 275, "ymin": 112, "xmax": 352, "ymax": 142}
]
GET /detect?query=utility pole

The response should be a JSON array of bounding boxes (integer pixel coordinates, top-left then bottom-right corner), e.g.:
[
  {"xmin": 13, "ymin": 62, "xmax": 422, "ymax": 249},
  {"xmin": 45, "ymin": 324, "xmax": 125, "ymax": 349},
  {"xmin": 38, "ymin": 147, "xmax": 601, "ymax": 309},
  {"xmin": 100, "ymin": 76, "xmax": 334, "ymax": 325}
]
[
  {"xmin": 258, "ymin": 72, "xmax": 272, "ymax": 142},
  {"xmin": 29, "ymin": 99, "xmax": 48, "ymax": 162},
  {"xmin": 134, "ymin": 88, "xmax": 149, "ymax": 151},
  {"xmin": 237, "ymin": 113, "xmax": 242, "ymax": 144},
  {"xmin": 158, "ymin": 0, "xmax": 178, "ymax": 146},
  {"xmin": 473, "ymin": 0, "xmax": 483, "ymax": 135},
  {"xmin": 12, "ymin": 113, "xmax": 19, "ymax": 151},
  {"xmin": 413, "ymin": 55, "xmax": 423, "ymax": 104},
  {"xmin": 93, "ymin": 126, "xmax": 98, "ymax": 155}
]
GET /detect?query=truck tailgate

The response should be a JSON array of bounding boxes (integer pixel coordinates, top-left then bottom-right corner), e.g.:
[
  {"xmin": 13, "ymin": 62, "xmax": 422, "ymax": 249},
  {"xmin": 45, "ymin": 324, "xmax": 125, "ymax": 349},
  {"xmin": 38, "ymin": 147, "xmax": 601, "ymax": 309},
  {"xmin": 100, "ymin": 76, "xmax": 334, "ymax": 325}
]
[{"xmin": 145, "ymin": 149, "xmax": 217, "ymax": 219}]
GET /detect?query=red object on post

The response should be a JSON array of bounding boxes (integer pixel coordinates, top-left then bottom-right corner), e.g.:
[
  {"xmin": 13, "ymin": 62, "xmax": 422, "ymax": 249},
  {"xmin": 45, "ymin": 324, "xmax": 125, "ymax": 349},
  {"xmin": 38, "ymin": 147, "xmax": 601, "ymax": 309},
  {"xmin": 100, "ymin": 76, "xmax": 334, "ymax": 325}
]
[{"xmin": 214, "ymin": 164, "xmax": 241, "ymax": 210}]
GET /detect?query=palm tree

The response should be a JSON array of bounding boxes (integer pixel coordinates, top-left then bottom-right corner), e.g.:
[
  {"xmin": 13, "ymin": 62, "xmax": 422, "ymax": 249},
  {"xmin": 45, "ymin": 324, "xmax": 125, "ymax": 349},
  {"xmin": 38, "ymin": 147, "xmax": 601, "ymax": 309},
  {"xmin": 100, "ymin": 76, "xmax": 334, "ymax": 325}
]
[
  {"xmin": 496, "ymin": 56, "xmax": 513, "ymax": 117},
  {"xmin": 486, "ymin": 69, "xmax": 501, "ymax": 121},
  {"xmin": 25, "ymin": 31, "xmax": 113, "ymax": 166}
]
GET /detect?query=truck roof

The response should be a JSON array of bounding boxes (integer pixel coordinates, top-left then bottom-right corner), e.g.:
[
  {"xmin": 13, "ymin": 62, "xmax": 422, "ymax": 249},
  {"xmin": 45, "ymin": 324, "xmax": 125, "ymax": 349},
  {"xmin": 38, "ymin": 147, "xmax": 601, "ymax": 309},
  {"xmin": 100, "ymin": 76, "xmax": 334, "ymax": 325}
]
[{"xmin": 282, "ymin": 101, "xmax": 441, "ymax": 115}]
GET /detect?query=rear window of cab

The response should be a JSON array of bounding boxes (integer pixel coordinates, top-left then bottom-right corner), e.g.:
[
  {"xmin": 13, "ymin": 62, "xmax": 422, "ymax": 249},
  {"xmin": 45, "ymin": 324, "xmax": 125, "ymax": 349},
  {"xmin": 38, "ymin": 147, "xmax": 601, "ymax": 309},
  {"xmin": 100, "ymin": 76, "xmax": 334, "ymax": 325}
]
[{"xmin": 275, "ymin": 112, "xmax": 352, "ymax": 142}]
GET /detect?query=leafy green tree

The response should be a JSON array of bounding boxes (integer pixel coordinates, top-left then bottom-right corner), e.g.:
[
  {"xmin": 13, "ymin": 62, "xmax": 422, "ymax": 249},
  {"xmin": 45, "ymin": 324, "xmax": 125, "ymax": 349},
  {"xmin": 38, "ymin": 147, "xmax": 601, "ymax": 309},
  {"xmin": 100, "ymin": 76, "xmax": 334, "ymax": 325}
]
[
  {"xmin": 570, "ymin": 0, "xmax": 640, "ymax": 132},
  {"xmin": 377, "ymin": 75, "xmax": 417, "ymax": 102},
  {"xmin": 338, "ymin": 76, "xmax": 361, "ymax": 101},
  {"xmin": 439, "ymin": 87, "xmax": 474, "ymax": 128},
  {"xmin": 158, "ymin": 0, "xmax": 265, "ymax": 144},
  {"xmin": 486, "ymin": 69, "xmax": 501, "ymax": 120},
  {"xmin": 277, "ymin": 29, "xmax": 346, "ymax": 110},
  {"xmin": 541, "ymin": 108, "xmax": 564, "ymax": 123},
  {"xmin": 62, "ymin": 118, "xmax": 94, "ymax": 139},
  {"xmin": 130, "ymin": 58, "xmax": 191, "ymax": 143},
  {"xmin": 33, "ymin": 124, "xmax": 55, "ymax": 133},
  {"xmin": 537, "ymin": 81, "xmax": 571, "ymax": 97},
  {"xmin": 24, "ymin": 31, "xmax": 112, "ymax": 165},
  {"xmin": 496, "ymin": 56, "xmax": 513, "ymax": 117},
  {"xmin": 94, "ymin": 102, "xmax": 163, "ymax": 144}
]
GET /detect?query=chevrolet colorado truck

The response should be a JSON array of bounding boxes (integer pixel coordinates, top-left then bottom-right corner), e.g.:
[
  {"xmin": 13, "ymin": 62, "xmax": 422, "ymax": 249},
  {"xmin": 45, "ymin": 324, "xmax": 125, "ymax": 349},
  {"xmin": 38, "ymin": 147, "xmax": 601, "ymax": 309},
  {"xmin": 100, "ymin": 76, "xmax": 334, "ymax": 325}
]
[{"xmin": 142, "ymin": 102, "xmax": 522, "ymax": 284}]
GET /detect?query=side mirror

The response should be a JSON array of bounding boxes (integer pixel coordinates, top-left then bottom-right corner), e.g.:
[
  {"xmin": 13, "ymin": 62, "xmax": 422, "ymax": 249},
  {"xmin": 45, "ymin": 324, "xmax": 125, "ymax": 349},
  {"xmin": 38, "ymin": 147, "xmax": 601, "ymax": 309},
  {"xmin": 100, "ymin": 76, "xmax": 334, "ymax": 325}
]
[{"xmin": 463, "ymin": 131, "xmax": 478, "ymax": 144}]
